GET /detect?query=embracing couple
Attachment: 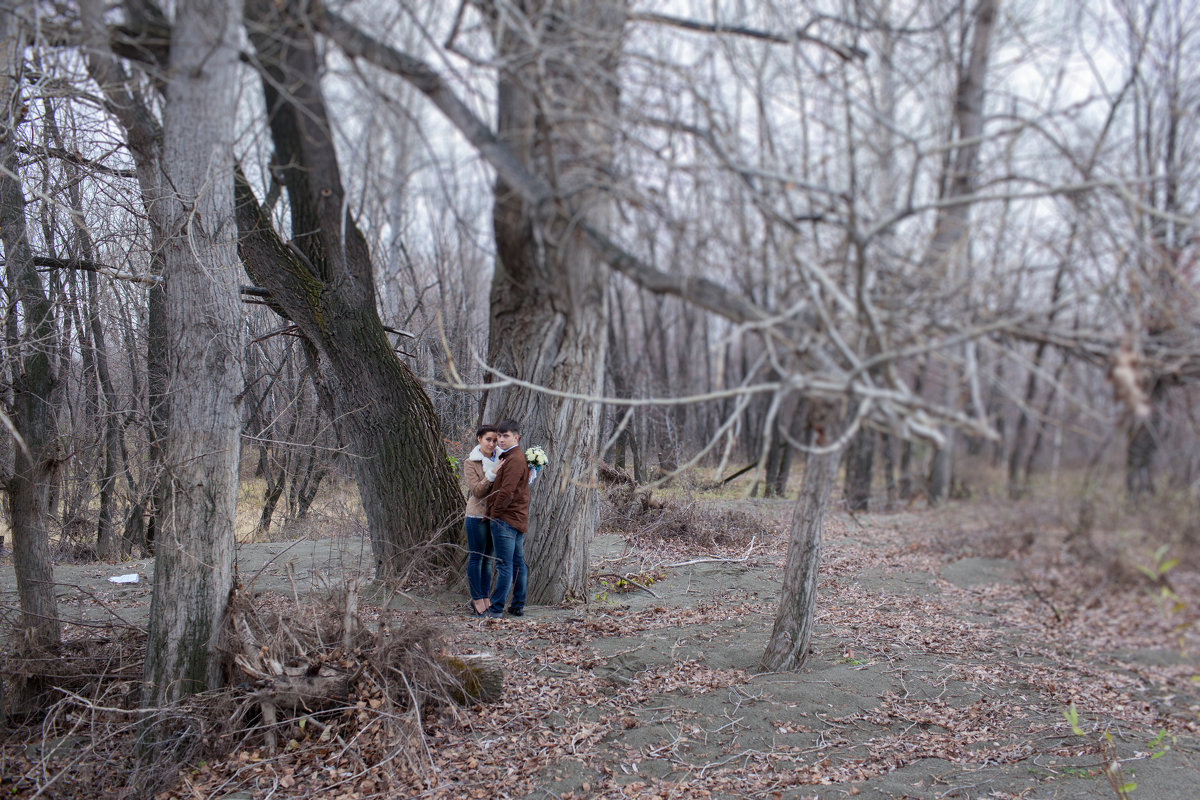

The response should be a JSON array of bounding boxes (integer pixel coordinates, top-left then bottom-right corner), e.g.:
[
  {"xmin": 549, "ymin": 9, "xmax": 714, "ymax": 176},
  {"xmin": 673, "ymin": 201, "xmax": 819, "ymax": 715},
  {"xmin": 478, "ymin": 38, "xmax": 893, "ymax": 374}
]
[{"xmin": 463, "ymin": 419, "xmax": 529, "ymax": 619}]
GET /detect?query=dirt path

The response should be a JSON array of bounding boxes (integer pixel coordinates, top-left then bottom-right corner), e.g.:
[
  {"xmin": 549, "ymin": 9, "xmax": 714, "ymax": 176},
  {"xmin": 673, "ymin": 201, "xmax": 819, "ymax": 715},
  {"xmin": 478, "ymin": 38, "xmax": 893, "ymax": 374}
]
[{"xmin": 3, "ymin": 501, "xmax": 1199, "ymax": 799}]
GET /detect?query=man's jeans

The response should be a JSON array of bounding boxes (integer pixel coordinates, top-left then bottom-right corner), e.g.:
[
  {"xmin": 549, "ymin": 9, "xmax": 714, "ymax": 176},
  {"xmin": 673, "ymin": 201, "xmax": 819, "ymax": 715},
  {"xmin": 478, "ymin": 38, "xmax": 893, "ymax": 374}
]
[
  {"xmin": 488, "ymin": 518, "xmax": 526, "ymax": 615},
  {"xmin": 465, "ymin": 516, "xmax": 493, "ymax": 602}
]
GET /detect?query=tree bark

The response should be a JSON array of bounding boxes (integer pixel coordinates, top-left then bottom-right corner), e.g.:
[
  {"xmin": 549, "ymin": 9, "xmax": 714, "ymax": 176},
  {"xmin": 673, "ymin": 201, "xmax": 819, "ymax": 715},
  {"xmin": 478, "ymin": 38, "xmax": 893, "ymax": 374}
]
[
  {"xmin": 1, "ymin": 7, "xmax": 61, "ymax": 649},
  {"xmin": 142, "ymin": 0, "xmax": 243, "ymax": 706},
  {"xmin": 759, "ymin": 403, "xmax": 840, "ymax": 672},
  {"xmin": 481, "ymin": 0, "xmax": 627, "ymax": 603},
  {"xmin": 239, "ymin": 0, "xmax": 462, "ymax": 580}
]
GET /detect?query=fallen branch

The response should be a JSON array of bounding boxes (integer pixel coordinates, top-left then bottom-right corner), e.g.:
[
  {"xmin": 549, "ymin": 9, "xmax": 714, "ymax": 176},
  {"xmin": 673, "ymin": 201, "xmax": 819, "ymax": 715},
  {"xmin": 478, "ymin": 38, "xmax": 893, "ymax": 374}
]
[{"xmin": 662, "ymin": 535, "xmax": 757, "ymax": 568}]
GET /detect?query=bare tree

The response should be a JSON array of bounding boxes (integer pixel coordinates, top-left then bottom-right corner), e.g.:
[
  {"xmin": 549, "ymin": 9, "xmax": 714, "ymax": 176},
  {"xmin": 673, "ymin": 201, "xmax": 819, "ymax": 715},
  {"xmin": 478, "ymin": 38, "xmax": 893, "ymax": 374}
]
[
  {"xmin": 923, "ymin": 0, "xmax": 998, "ymax": 505},
  {"xmin": 478, "ymin": 0, "xmax": 627, "ymax": 602},
  {"xmin": 237, "ymin": 0, "xmax": 463, "ymax": 579},
  {"xmin": 1120, "ymin": 0, "xmax": 1198, "ymax": 499},
  {"xmin": 760, "ymin": 403, "xmax": 840, "ymax": 672},
  {"xmin": 141, "ymin": 0, "xmax": 244, "ymax": 707},
  {"xmin": 1, "ymin": 3, "xmax": 61, "ymax": 650},
  {"xmin": 78, "ymin": 0, "xmax": 171, "ymax": 556}
]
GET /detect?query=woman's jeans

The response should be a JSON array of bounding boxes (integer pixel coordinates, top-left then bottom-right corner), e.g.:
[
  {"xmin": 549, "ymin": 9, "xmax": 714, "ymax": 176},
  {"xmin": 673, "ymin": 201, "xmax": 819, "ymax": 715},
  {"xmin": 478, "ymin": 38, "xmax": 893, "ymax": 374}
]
[
  {"xmin": 465, "ymin": 516, "xmax": 493, "ymax": 601},
  {"xmin": 488, "ymin": 518, "xmax": 526, "ymax": 615}
]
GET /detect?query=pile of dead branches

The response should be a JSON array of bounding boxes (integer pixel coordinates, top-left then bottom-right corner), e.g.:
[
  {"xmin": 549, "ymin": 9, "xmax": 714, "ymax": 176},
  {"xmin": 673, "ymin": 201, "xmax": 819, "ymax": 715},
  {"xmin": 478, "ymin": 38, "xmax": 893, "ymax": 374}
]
[
  {"xmin": 1, "ymin": 583, "xmax": 502, "ymax": 798},
  {"xmin": 597, "ymin": 463, "xmax": 765, "ymax": 552}
]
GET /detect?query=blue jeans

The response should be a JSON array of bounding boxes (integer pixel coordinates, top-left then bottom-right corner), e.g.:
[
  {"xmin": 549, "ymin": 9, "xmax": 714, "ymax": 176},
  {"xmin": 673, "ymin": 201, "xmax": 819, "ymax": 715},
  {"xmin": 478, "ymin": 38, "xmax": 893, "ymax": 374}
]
[
  {"xmin": 489, "ymin": 519, "xmax": 526, "ymax": 614},
  {"xmin": 465, "ymin": 517, "xmax": 493, "ymax": 601}
]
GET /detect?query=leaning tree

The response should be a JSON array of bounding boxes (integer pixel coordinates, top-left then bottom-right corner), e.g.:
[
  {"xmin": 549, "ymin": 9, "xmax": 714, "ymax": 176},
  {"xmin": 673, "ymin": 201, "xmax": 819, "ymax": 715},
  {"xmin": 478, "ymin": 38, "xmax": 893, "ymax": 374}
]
[{"xmin": 236, "ymin": 0, "xmax": 464, "ymax": 580}]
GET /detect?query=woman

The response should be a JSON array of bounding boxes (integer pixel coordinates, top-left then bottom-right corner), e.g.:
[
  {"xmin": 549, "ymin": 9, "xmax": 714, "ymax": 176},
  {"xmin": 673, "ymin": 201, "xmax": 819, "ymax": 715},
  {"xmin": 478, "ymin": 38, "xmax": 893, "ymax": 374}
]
[{"xmin": 464, "ymin": 425, "xmax": 499, "ymax": 615}]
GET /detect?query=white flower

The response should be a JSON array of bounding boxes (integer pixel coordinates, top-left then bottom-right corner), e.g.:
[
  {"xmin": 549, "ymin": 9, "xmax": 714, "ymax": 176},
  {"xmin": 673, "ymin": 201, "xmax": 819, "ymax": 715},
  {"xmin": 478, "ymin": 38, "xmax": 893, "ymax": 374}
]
[{"xmin": 525, "ymin": 445, "xmax": 548, "ymax": 468}]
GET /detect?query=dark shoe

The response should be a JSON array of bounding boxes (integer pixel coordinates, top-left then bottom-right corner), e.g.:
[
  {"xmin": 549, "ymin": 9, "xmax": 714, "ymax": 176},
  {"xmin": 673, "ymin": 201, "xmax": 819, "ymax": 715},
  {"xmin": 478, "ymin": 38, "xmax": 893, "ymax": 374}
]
[
  {"xmin": 507, "ymin": 607, "xmax": 524, "ymax": 617},
  {"xmin": 485, "ymin": 610, "xmax": 504, "ymax": 619}
]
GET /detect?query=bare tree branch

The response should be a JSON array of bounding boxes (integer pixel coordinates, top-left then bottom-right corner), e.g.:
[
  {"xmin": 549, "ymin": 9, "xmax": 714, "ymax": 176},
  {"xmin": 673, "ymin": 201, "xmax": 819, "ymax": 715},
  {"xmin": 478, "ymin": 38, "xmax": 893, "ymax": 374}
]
[{"xmin": 630, "ymin": 11, "xmax": 869, "ymax": 62}]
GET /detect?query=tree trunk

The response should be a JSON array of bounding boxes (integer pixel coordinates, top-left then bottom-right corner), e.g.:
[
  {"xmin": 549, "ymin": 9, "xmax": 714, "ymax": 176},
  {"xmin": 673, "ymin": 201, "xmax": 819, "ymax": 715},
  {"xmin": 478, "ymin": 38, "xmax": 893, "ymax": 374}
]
[
  {"xmin": 1, "ymin": 8, "xmax": 61, "ymax": 649},
  {"xmin": 764, "ymin": 392, "xmax": 805, "ymax": 498},
  {"xmin": 142, "ymin": 0, "xmax": 243, "ymax": 707},
  {"xmin": 759, "ymin": 403, "xmax": 840, "ymax": 673},
  {"xmin": 482, "ymin": 0, "xmax": 627, "ymax": 603},
  {"xmin": 843, "ymin": 427, "xmax": 875, "ymax": 512},
  {"xmin": 879, "ymin": 432, "xmax": 897, "ymax": 511},
  {"xmin": 1126, "ymin": 379, "xmax": 1166, "ymax": 501},
  {"xmin": 239, "ymin": 0, "xmax": 462, "ymax": 579},
  {"xmin": 923, "ymin": 0, "xmax": 997, "ymax": 505},
  {"xmin": 928, "ymin": 431, "xmax": 953, "ymax": 507}
]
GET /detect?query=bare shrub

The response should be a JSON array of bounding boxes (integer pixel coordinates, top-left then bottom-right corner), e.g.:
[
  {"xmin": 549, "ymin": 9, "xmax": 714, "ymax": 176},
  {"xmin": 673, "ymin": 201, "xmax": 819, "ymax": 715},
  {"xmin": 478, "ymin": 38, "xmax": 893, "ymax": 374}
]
[
  {"xmin": 925, "ymin": 501, "xmax": 1044, "ymax": 561},
  {"xmin": 1049, "ymin": 477, "xmax": 1200, "ymax": 589}
]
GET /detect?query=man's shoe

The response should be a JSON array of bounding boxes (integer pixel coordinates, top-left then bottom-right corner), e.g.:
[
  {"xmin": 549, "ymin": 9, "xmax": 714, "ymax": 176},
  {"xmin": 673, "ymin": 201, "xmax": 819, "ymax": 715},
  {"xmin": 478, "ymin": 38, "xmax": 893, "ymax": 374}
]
[
  {"xmin": 507, "ymin": 608, "xmax": 524, "ymax": 617},
  {"xmin": 485, "ymin": 610, "xmax": 504, "ymax": 619}
]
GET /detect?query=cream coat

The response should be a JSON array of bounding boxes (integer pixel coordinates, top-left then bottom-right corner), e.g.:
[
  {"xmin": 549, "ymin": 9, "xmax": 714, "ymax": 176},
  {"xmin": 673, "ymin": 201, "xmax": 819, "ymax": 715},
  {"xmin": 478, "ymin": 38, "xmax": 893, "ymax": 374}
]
[{"xmin": 464, "ymin": 445, "xmax": 497, "ymax": 518}]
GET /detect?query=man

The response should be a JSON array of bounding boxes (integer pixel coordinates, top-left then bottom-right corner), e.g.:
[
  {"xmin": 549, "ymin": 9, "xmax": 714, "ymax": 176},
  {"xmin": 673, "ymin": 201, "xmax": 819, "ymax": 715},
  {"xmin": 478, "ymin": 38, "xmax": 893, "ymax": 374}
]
[{"xmin": 485, "ymin": 418, "xmax": 530, "ymax": 618}]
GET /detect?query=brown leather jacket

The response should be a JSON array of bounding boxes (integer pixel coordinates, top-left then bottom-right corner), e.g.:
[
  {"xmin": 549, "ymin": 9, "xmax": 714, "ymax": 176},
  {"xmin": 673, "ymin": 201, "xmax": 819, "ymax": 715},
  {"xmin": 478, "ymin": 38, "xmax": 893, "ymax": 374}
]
[{"xmin": 486, "ymin": 446, "xmax": 530, "ymax": 533}]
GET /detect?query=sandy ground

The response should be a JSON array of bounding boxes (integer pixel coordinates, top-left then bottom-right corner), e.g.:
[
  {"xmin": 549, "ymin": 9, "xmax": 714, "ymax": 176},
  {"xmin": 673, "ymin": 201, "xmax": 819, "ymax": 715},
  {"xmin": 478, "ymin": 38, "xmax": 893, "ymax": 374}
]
[{"xmin": 2, "ymin": 501, "xmax": 1199, "ymax": 799}]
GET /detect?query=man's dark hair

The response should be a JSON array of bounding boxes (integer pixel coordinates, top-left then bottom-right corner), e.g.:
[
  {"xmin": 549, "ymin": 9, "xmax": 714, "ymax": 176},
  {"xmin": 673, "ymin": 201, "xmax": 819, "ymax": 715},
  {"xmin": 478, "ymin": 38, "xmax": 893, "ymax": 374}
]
[
  {"xmin": 495, "ymin": 418, "xmax": 520, "ymax": 435},
  {"xmin": 475, "ymin": 424, "xmax": 497, "ymax": 438}
]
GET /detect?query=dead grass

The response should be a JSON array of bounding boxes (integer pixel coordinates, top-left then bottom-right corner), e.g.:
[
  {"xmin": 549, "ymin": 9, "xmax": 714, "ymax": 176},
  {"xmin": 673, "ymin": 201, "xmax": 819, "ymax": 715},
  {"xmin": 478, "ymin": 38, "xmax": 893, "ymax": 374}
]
[{"xmin": 236, "ymin": 473, "xmax": 365, "ymax": 543}]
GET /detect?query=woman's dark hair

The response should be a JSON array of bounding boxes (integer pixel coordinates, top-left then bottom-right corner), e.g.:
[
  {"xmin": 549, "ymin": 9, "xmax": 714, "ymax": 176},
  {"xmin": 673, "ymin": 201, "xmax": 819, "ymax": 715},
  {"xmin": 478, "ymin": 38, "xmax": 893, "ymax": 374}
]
[
  {"xmin": 475, "ymin": 424, "xmax": 498, "ymax": 439},
  {"xmin": 494, "ymin": 419, "xmax": 520, "ymax": 435}
]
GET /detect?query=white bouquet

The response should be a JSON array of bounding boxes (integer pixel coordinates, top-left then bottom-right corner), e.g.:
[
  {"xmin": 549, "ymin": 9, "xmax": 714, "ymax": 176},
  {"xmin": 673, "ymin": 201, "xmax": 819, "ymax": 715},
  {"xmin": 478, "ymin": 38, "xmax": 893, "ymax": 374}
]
[
  {"xmin": 525, "ymin": 445, "xmax": 548, "ymax": 468},
  {"xmin": 525, "ymin": 445, "xmax": 548, "ymax": 484}
]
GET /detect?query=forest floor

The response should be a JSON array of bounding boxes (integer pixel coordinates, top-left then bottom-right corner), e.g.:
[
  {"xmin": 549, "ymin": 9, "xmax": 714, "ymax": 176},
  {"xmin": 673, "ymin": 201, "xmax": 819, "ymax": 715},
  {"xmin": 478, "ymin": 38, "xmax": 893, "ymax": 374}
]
[{"xmin": 2, "ymin": 496, "xmax": 1200, "ymax": 799}]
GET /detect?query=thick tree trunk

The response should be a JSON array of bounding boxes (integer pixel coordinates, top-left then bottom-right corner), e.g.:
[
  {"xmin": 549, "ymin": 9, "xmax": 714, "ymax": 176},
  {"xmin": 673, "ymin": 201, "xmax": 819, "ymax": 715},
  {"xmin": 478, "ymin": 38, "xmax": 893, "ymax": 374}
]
[
  {"xmin": 1, "ymin": 8, "xmax": 61, "ymax": 649},
  {"xmin": 142, "ymin": 0, "xmax": 243, "ymax": 707},
  {"xmin": 759, "ymin": 404, "xmax": 840, "ymax": 673},
  {"xmin": 240, "ymin": 0, "xmax": 462, "ymax": 579},
  {"xmin": 482, "ymin": 0, "xmax": 627, "ymax": 603}
]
